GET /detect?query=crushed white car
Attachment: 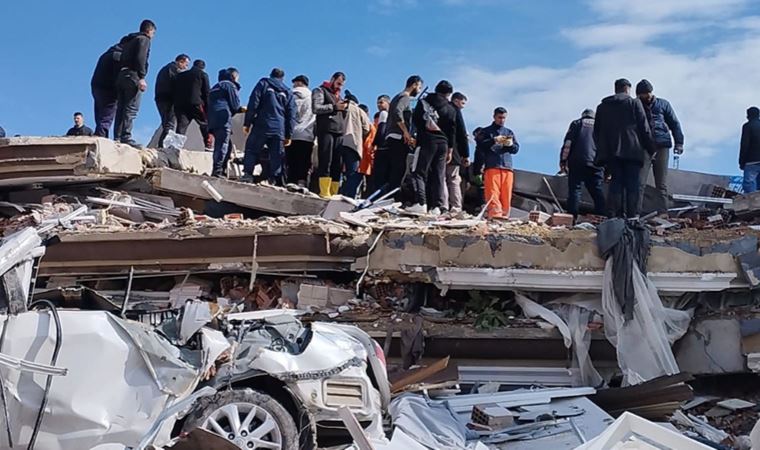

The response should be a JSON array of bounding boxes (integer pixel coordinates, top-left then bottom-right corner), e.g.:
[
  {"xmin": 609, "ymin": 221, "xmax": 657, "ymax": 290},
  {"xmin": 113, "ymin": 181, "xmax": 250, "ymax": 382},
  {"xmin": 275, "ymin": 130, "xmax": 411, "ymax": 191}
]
[{"xmin": 0, "ymin": 227, "xmax": 389, "ymax": 449}]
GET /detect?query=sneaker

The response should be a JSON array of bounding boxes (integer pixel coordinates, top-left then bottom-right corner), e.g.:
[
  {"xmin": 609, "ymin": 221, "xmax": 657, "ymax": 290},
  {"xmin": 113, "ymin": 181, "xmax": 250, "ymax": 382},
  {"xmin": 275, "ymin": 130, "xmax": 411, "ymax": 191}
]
[
  {"xmin": 239, "ymin": 175, "xmax": 254, "ymax": 184},
  {"xmin": 428, "ymin": 207, "xmax": 442, "ymax": 216},
  {"xmin": 405, "ymin": 203, "xmax": 427, "ymax": 215}
]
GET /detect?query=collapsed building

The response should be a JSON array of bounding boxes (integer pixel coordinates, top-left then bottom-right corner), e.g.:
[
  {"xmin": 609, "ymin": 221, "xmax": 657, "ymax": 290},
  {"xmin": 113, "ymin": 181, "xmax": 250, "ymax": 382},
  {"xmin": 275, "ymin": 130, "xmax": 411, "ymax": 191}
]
[{"xmin": 2, "ymin": 136, "xmax": 760, "ymax": 449}]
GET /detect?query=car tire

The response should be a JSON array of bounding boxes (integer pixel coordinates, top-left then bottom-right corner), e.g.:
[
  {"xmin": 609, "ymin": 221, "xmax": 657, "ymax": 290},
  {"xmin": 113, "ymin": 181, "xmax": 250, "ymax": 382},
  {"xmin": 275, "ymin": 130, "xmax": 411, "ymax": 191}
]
[{"xmin": 182, "ymin": 388, "xmax": 299, "ymax": 450}]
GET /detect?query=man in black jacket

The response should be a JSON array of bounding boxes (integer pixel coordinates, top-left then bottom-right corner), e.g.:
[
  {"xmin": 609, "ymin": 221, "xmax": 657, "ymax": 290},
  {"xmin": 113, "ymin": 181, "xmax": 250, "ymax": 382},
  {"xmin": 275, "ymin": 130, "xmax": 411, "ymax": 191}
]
[
  {"xmin": 65, "ymin": 112, "xmax": 94, "ymax": 137},
  {"xmin": 312, "ymin": 72, "xmax": 348, "ymax": 197},
  {"xmin": 560, "ymin": 109, "xmax": 605, "ymax": 216},
  {"xmin": 407, "ymin": 80, "xmax": 458, "ymax": 215},
  {"xmin": 740, "ymin": 107, "xmax": 760, "ymax": 193},
  {"xmin": 593, "ymin": 78, "xmax": 654, "ymax": 218},
  {"xmin": 91, "ymin": 32, "xmax": 138, "ymax": 138},
  {"xmin": 114, "ymin": 19, "xmax": 155, "ymax": 146},
  {"xmin": 446, "ymin": 92, "xmax": 469, "ymax": 212},
  {"xmin": 174, "ymin": 59, "xmax": 211, "ymax": 148},
  {"xmin": 154, "ymin": 54, "xmax": 190, "ymax": 147}
]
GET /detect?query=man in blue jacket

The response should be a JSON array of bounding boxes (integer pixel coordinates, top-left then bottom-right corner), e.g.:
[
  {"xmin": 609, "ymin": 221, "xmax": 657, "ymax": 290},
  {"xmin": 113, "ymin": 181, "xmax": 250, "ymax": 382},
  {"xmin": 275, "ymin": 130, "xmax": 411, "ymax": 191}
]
[
  {"xmin": 208, "ymin": 68, "xmax": 243, "ymax": 178},
  {"xmin": 474, "ymin": 107, "xmax": 520, "ymax": 219},
  {"xmin": 242, "ymin": 68, "xmax": 297, "ymax": 186},
  {"xmin": 560, "ymin": 109, "xmax": 606, "ymax": 217},
  {"xmin": 635, "ymin": 80, "xmax": 684, "ymax": 214}
]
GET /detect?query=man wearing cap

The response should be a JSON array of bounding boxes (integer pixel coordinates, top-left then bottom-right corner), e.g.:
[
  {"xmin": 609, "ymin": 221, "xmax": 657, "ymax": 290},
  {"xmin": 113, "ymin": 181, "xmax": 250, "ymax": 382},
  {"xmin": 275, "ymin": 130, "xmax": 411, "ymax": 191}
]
[
  {"xmin": 593, "ymin": 78, "xmax": 655, "ymax": 218},
  {"xmin": 635, "ymin": 79, "xmax": 684, "ymax": 214},
  {"xmin": 560, "ymin": 109, "xmax": 606, "ymax": 217},
  {"xmin": 287, "ymin": 75, "xmax": 315, "ymax": 186},
  {"xmin": 740, "ymin": 107, "xmax": 760, "ymax": 193}
]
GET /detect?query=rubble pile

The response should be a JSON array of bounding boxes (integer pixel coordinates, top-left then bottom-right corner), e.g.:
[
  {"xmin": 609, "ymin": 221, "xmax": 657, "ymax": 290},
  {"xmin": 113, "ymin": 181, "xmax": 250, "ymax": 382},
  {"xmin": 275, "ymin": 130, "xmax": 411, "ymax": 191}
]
[{"xmin": 5, "ymin": 136, "xmax": 760, "ymax": 449}]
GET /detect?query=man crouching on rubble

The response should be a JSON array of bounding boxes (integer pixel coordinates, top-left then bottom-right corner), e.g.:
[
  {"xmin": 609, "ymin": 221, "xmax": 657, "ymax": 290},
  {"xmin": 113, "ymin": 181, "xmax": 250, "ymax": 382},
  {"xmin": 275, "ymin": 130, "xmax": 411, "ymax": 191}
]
[{"xmin": 474, "ymin": 107, "xmax": 519, "ymax": 219}]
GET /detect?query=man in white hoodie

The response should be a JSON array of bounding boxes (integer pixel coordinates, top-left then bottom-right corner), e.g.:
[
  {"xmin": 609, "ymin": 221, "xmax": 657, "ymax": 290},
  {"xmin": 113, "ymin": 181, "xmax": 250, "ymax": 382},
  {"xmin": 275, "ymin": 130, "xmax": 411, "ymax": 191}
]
[{"xmin": 287, "ymin": 75, "xmax": 316, "ymax": 186}]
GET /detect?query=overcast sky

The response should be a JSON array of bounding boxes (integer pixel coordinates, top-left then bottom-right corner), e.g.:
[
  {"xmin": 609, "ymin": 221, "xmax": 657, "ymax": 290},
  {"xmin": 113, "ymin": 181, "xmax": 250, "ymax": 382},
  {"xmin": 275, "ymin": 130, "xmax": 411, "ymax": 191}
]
[{"xmin": 1, "ymin": 0, "xmax": 759, "ymax": 175}]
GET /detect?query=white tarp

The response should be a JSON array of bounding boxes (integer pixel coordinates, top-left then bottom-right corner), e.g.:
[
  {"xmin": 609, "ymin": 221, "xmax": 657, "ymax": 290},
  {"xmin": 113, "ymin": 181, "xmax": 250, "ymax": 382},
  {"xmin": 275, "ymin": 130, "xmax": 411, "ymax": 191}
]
[{"xmin": 601, "ymin": 260, "xmax": 691, "ymax": 386}]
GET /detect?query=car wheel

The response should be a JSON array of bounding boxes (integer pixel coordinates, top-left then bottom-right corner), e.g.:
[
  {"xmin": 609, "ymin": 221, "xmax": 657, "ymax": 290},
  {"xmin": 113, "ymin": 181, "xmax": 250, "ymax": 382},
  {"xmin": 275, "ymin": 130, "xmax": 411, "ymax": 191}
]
[{"xmin": 183, "ymin": 389, "xmax": 299, "ymax": 449}]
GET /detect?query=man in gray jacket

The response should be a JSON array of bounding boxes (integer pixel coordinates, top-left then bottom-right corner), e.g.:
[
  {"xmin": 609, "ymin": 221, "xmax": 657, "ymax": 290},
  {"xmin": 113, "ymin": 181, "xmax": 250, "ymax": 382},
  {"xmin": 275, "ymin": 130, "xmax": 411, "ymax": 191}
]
[{"xmin": 313, "ymin": 72, "xmax": 348, "ymax": 197}]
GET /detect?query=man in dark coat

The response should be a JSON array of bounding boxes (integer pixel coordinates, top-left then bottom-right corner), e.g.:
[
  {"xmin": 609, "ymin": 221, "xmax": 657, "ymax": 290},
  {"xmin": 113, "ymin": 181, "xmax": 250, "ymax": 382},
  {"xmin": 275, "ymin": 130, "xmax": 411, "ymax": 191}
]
[
  {"xmin": 154, "ymin": 54, "xmax": 190, "ymax": 147},
  {"xmin": 407, "ymin": 80, "xmax": 458, "ymax": 215},
  {"xmin": 445, "ymin": 92, "xmax": 469, "ymax": 212},
  {"xmin": 312, "ymin": 72, "xmax": 348, "ymax": 197},
  {"xmin": 208, "ymin": 68, "xmax": 243, "ymax": 177},
  {"xmin": 91, "ymin": 32, "xmax": 138, "ymax": 138},
  {"xmin": 593, "ymin": 78, "xmax": 655, "ymax": 218},
  {"xmin": 560, "ymin": 109, "xmax": 606, "ymax": 216},
  {"xmin": 65, "ymin": 112, "xmax": 94, "ymax": 137},
  {"xmin": 635, "ymin": 79, "xmax": 685, "ymax": 214},
  {"xmin": 740, "ymin": 107, "xmax": 760, "ymax": 193},
  {"xmin": 114, "ymin": 19, "xmax": 155, "ymax": 146},
  {"xmin": 174, "ymin": 59, "xmax": 211, "ymax": 148},
  {"xmin": 242, "ymin": 68, "xmax": 297, "ymax": 185}
]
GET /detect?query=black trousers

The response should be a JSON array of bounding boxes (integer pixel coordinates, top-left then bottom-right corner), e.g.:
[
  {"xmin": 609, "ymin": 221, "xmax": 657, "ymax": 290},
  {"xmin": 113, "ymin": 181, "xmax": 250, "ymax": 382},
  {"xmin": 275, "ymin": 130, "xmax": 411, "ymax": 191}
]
[
  {"xmin": 371, "ymin": 138, "xmax": 412, "ymax": 197},
  {"xmin": 175, "ymin": 104, "xmax": 210, "ymax": 146},
  {"xmin": 409, "ymin": 138, "xmax": 447, "ymax": 208},
  {"xmin": 567, "ymin": 165, "xmax": 607, "ymax": 216},
  {"xmin": 286, "ymin": 140, "xmax": 313, "ymax": 184},
  {"xmin": 316, "ymin": 131, "xmax": 341, "ymax": 179},
  {"xmin": 608, "ymin": 159, "xmax": 642, "ymax": 218},
  {"xmin": 156, "ymin": 99, "xmax": 176, "ymax": 147}
]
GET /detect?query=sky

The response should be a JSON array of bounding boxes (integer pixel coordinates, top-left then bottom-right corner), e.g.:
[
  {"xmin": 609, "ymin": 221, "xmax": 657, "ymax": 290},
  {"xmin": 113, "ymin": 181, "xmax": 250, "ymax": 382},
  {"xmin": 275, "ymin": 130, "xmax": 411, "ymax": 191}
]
[{"xmin": 1, "ymin": 0, "xmax": 759, "ymax": 176}]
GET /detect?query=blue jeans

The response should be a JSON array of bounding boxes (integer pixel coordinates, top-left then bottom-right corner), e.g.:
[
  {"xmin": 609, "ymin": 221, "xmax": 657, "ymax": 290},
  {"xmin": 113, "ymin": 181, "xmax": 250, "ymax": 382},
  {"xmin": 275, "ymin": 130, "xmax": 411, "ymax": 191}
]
[
  {"xmin": 211, "ymin": 125, "xmax": 232, "ymax": 177},
  {"xmin": 339, "ymin": 146, "xmax": 362, "ymax": 198},
  {"xmin": 244, "ymin": 133, "xmax": 285, "ymax": 185},
  {"xmin": 608, "ymin": 159, "xmax": 642, "ymax": 218},
  {"xmin": 743, "ymin": 163, "xmax": 760, "ymax": 194},
  {"xmin": 567, "ymin": 165, "xmax": 606, "ymax": 216}
]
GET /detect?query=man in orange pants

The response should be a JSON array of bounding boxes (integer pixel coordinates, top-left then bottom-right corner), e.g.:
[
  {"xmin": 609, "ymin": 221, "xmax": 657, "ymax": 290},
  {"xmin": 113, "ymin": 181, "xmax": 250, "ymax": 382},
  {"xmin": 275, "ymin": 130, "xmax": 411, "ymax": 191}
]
[{"xmin": 474, "ymin": 107, "xmax": 519, "ymax": 218}]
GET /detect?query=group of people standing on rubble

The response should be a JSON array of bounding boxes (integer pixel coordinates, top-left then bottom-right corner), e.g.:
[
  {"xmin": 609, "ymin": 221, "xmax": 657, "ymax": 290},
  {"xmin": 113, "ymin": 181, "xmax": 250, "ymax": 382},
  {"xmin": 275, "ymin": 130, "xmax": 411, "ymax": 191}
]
[{"xmin": 78, "ymin": 19, "xmax": 760, "ymax": 221}]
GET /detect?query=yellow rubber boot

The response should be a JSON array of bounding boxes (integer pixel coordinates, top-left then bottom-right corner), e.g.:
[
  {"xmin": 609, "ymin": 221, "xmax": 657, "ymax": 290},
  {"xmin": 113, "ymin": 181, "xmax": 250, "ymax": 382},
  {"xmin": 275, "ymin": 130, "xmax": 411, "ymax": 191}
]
[
  {"xmin": 319, "ymin": 177, "xmax": 332, "ymax": 198},
  {"xmin": 330, "ymin": 181, "xmax": 340, "ymax": 196}
]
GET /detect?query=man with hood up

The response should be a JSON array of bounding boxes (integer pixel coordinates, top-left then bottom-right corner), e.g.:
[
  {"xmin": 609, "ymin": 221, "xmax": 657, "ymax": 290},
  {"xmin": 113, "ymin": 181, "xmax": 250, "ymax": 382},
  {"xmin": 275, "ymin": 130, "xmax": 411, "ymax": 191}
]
[
  {"xmin": 338, "ymin": 92, "xmax": 371, "ymax": 198},
  {"xmin": 560, "ymin": 109, "xmax": 606, "ymax": 217},
  {"xmin": 313, "ymin": 72, "xmax": 348, "ymax": 197},
  {"xmin": 208, "ymin": 68, "xmax": 243, "ymax": 178},
  {"xmin": 407, "ymin": 80, "xmax": 458, "ymax": 215},
  {"xmin": 593, "ymin": 78, "xmax": 655, "ymax": 218},
  {"xmin": 287, "ymin": 75, "xmax": 315, "ymax": 186},
  {"xmin": 242, "ymin": 68, "xmax": 297, "ymax": 185},
  {"xmin": 635, "ymin": 79, "xmax": 684, "ymax": 214},
  {"xmin": 91, "ymin": 31, "xmax": 139, "ymax": 138}
]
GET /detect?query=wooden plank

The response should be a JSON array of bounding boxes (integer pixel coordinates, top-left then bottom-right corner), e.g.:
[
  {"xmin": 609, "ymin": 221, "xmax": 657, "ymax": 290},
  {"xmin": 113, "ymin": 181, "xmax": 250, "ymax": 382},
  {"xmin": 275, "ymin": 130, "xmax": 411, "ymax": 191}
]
[
  {"xmin": 151, "ymin": 168, "xmax": 327, "ymax": 216},
  {"xmin": 390, "ymin": 356, "xmax": 450, "ymax": 393}
]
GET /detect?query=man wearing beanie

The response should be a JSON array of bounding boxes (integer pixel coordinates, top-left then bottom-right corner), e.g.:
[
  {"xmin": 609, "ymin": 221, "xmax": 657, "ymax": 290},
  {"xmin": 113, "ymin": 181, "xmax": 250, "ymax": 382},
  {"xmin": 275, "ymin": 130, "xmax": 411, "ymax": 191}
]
[
  {"xmin": 593, "ymin": 78, "xmax": 655, "ymax": 218},
  {"xmin": 560, "ymin": 108, "xmax": 606, "ymax": 217},
  {"xmin": 740, "ymin": 107, "xmax": 760, "ymax": 193},
  {"xmin": 635, "ymin": 79, "xmax": 684, "ymax": 214}
]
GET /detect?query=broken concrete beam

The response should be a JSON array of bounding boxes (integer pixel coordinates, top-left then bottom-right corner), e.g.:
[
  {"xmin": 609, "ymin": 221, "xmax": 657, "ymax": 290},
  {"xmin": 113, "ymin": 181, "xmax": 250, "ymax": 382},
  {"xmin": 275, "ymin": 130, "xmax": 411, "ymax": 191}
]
[
  {"xmin": 297, "ymin": 284, "xmax": 354, "ymax": 309},
  {"xmin": 150, "ymin": 168, "xmax": 327, "ymax": 216},
  {"xmin": 0, "ymin": 136, "xmax": 143, "ymax": 187}
]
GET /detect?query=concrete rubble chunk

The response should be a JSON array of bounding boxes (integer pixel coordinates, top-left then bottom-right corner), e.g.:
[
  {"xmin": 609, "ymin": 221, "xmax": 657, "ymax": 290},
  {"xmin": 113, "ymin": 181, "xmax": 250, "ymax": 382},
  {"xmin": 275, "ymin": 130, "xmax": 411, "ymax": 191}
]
[
  {"xmin": 716, "ymin": 398, "xmax": 756, "ymax": 411},
  {"xmin": 297, "ymin": 284, "xmax": 355, "ymax": 310}
]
